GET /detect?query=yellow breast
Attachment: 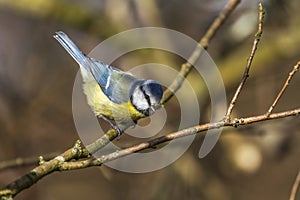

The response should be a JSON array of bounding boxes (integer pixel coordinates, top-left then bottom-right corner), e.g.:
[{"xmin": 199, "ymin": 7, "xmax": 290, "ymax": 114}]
[{"xmin": 82, "ymin": 81, "xmax": 145, "ymax": 122}]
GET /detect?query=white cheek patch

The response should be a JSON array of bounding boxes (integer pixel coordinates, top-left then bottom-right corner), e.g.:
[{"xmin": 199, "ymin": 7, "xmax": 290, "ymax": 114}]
[{"xmin": 132, "ymin": 89, "xmax": 149, "ymax": 110}]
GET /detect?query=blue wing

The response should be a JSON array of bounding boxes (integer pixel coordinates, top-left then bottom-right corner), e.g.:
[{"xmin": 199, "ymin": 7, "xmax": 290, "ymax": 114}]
[
  {"xmin": 87, "ymin": 58, "xmax": 137, "ymax": 103},
  {"xmin": 54, "ymin": 31, "xmax": 137, "ymax": 104}
]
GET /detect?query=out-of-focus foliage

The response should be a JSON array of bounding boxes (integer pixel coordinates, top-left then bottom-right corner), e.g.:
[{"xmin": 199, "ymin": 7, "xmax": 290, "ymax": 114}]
[{"xmin": 0, "ymin": 0, "xmax": 299, "ymax": 199}]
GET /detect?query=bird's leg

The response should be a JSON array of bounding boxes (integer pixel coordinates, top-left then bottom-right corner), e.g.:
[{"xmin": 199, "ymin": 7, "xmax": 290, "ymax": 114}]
[{"xmin": 98, "ymin": 115, "xmax": 122, "ymax": 137}]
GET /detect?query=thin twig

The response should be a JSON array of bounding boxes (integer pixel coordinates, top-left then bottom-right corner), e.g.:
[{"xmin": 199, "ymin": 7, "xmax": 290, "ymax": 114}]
[
  {"xmin": 225, "ymin": 3, "xmax": 265, "ymax": 119},
  {"xmin": 84, "ymin": 124, "xmax": 127, "ymax": 156},
  {"xmin": 289, "ymin": 170, "xmax": 300, "ymax": 200},
  {"xmin": 58, "ymin": 107, "xmax": 300, "ymax": 170},
  {"xmin": 0, "ymin": 153, "xmax": 59, "ymax": 171},
  {"xmin": 0, "ymin": 140, "xmax": 85, "ymax": 197},
  {"xmin": 266, "ymin": 61, "xmax": 300, "ymax": 116},
  {"xmin": 161, "ymin": 0, "xmax": 240, "ymax": 104}
]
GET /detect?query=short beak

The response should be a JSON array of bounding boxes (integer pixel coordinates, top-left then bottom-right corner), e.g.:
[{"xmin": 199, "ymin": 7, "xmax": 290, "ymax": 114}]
[{"xmin": 149, "ymin": 104, "xmax": 161, "ymax": 115}]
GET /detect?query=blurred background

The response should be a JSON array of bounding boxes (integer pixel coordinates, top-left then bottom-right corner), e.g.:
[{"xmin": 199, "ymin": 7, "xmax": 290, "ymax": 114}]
[{"xmin": 0, "ymin": 0, "xmax": 299, "ymax": 199}]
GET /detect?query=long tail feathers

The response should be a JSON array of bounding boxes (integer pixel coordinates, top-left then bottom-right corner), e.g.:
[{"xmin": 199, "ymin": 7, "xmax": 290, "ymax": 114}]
[
  {"xmin": 53, "ymin": 31, "xmax": 90, "ymax": 72},
  {"xmin": 54, "ymin": 31, "xmax": 114, "ymax": 85}
]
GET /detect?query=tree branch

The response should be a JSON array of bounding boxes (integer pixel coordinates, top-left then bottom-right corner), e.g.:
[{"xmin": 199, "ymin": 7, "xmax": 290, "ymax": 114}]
[
  {"xmin": 0, "ymin": 153, "xmax": 59, "ymax": 172},
  {"xmin": 161, "ymin": 0, "xmax": 241, "ymax": 104},
  {"xmin": 1, "ymin": 2, "xmax": 299, "ymax": 200},
  {"xmin": 289, "ymin": 170, "xmax": 300, "ymax": 200},
  {"xmin": 266, "ymin": 62, "xmax": 300, "ymax": 116},
  {"xmin": 0, "ymin": 141, "xmax": 85, "ymax": 198},
  {"xmin": 57, "ymin": 107, "xmax": 300, "ymax": 170},
  {"xmin": 54, "ymin": 50, "xmax": 300, "ymax": 172},
  {"xmin": 225, "ymin": 3, "xmax": 265, "ymax": 119}
]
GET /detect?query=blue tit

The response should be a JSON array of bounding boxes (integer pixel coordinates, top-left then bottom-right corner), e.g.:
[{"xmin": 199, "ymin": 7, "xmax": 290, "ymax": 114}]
[{"xmin": 53, "ymin": 31, "xmax": 163, "ymax": 130}]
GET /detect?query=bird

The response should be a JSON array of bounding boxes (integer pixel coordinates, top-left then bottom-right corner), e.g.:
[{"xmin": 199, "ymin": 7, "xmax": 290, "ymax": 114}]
[{"xmin": 53, "ymin": 31, "xmax": 163, "ymax": 134}]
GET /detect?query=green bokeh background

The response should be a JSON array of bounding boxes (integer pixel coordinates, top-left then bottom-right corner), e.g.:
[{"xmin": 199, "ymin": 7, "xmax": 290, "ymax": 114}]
[{"xmin": 0, "ymin": 0, "xmax": 299, "ymax": 199}]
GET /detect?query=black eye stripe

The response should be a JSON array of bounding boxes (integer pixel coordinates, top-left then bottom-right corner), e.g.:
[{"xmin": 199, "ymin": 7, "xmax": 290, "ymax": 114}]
[{"xmin": 140, "ymin": 86, "xmax": 151, "ymax": 106}]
